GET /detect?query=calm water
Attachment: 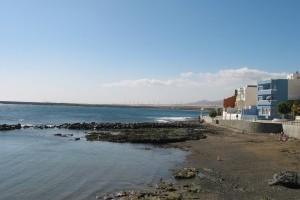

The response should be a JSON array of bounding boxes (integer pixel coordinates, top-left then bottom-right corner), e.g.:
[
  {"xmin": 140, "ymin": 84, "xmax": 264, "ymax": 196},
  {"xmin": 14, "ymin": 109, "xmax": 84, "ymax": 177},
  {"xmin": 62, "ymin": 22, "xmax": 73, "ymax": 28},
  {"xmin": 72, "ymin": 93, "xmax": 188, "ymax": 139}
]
[{"xmin": 0, "ymin": 104, "xmax": 199, "ymax": 200}]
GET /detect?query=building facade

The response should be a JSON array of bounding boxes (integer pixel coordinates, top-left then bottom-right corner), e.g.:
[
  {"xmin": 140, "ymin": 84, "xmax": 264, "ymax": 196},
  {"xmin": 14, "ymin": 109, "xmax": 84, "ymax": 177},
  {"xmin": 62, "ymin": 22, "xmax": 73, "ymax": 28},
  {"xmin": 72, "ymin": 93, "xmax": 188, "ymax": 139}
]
[
  {"xmin": 223, "ymin": 89, "xmax": 237, "ymax": 108},
  {"xmin": 257, "ymin": 74, "xmax": 300, "ymax": 119},
  {"xmin": 236, "ymin": 85, "xmax": 257, "ymax": 108},
  {"xmin": 287, "ymin": 71, "xmax": 300, "ymax": 80},
  {"xmin": 257, "ymin": 79, "xmax": 287, "ymax": 119},
  {"xmin": 222, "ymin": 90, "xmax": 238, "ymax": 120},
  {"xmin": 223, "ymin": 87, "xmax": 258, "ymax": 120}
]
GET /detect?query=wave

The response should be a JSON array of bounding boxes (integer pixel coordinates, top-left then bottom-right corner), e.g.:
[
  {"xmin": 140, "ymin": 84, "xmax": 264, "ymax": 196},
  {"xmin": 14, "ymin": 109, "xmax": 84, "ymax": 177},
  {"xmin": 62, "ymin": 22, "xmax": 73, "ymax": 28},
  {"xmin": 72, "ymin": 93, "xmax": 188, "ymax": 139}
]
[
  {"xmin": 154, "ymin": 117, "xmax": 193, "ymax": 123},
  {"xmin": 21, "ymin": 124, "xmax": 33, "ymax": 128}
]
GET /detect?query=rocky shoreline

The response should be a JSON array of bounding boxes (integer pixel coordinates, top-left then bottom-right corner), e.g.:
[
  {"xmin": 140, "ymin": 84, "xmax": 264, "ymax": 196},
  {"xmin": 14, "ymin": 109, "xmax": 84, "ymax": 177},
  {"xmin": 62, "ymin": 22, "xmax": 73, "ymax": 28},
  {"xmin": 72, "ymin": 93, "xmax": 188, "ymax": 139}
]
[
  {"xmin": 0, "ymin": 120, "xmax": 210, "ymax": 144},
  {"xmin": 93, "ymin": 124, "xmax": 300, "ymax": 200},
  {"xmin": 96, "ymin": 168, "xmax": 203, "ymax": 200},
  {"xmin": 85, "ymin": 127, "xmax": 206, "ymax": 144},
  {"xmin": 2, "ymin": 121, "xmax": 298, "ymax": 199},
  {"xmin": 0, "ymin": 120, "xmax": 202, "ymax": 131}
]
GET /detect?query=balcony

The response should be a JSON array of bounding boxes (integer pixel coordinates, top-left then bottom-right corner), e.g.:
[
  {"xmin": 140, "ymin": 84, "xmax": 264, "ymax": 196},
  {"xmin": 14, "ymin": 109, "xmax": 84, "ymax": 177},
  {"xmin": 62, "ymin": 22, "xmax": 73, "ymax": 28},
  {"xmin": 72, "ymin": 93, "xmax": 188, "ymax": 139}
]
[
  {"xmin": 257, "ymin": 89, "xmax": 277, "ymax": 95},
  {"xmin": 257, "ymin": 99, "xmax": 277, "ymax": 106}
]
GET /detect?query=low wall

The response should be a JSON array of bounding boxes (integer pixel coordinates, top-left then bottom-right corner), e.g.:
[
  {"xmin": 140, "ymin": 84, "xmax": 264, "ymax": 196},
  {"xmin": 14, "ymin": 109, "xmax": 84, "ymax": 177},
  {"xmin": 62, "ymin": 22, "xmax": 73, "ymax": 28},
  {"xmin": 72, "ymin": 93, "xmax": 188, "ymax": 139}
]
[
  {"xmin": 202, "ymin": 116, "xmax": 212, "ymax": 123},
  {"xmin": 215, "ymin": 120, "xmax": 283, "ymax": 133},
  {"xmin": 282, "ymin": 124, "xmax": 300, "ymax": 139}
]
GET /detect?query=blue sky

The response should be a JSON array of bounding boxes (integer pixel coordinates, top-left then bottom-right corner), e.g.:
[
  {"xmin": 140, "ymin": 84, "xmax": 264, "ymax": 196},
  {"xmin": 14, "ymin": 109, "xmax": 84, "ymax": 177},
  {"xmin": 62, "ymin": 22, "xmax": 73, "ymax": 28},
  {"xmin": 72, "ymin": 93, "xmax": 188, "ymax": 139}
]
[{"xmin": 0, "ymin": 0, "xmax": 299, "ymax": 104}]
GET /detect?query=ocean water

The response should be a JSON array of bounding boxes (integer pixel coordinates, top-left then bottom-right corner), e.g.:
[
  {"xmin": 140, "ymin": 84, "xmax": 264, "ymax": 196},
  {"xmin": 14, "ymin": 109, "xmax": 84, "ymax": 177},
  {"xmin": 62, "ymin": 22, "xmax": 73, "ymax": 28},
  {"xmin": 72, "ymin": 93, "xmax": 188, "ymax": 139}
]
[
  {"xmin": 0, "ymin": 104, "xmax": 201, "ymax": 125},
  {"xmin": 0, "ymin": 104, "xmax": 199, "ymax": 200}
]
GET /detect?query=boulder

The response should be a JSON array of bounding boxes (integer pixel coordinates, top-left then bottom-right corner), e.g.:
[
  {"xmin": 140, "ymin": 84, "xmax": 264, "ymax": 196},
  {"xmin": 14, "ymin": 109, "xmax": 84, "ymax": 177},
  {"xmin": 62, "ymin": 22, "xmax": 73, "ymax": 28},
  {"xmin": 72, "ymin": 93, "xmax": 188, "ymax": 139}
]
[
  {"xmin": 269, "ymin": 171, "xmax": 300, "ymax": 188},
  {"xmin": 173, "ymin": 168, "xmax": 199, "ymax": 179}
]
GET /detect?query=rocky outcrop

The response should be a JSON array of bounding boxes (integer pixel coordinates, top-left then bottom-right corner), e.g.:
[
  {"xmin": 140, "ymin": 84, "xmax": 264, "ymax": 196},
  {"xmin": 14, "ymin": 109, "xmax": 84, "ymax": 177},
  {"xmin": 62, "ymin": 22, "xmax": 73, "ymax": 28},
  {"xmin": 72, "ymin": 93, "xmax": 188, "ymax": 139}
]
[
  {"xmin": 0, "ymin": 124, "xmax": 21, "ymax": 131},
  {"xmin": 85, "ymin": 128, "xmax": 206, "ymax": 144},
  {"xmin": 96, "ymin": 180, "xmax": 182, "ymax": 200},
  {"xmin": 58, "ymin": 121, "xmax": 202, "ymax": 131},
  {"xmin": 173, "ymin": 168, "xmax": 199, "ymax": 179},
  {"xmin": 95, "ymin": 176, "xmax": 210, "ymax": 200},
  {"xmin": 1, "ymin": 120, "xmax": 205, "ymax": 132}
]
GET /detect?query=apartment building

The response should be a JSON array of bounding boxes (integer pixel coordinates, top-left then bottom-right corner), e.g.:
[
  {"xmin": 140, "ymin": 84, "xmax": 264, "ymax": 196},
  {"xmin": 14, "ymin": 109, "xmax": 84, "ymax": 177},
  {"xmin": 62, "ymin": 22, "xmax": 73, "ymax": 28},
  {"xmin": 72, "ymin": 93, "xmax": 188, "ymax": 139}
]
[{"xmin": 257, "ymin": 72, "xmax": 300, "ymax": 119}]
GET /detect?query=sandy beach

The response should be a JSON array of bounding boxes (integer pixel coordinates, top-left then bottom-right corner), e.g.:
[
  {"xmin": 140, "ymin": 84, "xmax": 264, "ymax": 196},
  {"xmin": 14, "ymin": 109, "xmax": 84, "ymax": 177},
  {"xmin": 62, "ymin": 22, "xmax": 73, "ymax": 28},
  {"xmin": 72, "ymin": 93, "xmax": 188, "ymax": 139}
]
[{"xmin": 170, "ymin": 123, "xmax": 300, "ymax": 200}]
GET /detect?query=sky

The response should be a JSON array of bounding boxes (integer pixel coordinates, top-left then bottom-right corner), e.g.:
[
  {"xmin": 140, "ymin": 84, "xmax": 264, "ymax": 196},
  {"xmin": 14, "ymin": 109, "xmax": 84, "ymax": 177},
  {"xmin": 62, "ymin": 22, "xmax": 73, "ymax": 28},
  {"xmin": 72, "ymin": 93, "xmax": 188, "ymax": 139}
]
[{"xmin": 0, "ymin": 0, "xmax": 299, "ymax": 104}]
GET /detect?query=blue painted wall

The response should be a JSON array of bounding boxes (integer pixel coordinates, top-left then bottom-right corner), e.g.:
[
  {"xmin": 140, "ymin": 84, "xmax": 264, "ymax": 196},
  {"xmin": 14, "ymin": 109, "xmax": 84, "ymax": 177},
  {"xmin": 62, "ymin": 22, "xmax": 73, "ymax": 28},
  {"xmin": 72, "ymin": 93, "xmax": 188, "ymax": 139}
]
[{"xmin": 257, "ymin": 79, "xmax": 288, "ymax": 119}]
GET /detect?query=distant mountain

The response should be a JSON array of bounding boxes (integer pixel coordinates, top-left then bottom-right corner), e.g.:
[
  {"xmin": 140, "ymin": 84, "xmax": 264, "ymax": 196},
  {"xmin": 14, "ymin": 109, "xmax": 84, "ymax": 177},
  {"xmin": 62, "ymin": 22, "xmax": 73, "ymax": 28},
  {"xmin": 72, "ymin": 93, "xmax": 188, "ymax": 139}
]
[{"xmin": 185, "ymin": 100, "xmax": 223, "ymax": 107}]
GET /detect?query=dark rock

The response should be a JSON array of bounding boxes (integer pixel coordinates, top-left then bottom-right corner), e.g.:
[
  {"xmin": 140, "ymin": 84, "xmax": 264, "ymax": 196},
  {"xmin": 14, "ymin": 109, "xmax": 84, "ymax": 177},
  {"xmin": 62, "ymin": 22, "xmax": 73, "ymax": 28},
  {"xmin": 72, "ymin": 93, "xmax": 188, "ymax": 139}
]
[
  {"xmin": 269, "ymin": 171, "xmax": 300, "ymax": 188},
  {"xmin": 57, "ymin": 120, "xmax": 202, "ymax": 131},
  {"xmin": 85, "ymin": 127, "xmax": 206, "ymax": 144},
  {"xmin": 173, "ymin": 168, "xmax": 199, "ymax": 179},
  {"xmin": 0, "ymin": 124, "xmax": 22, "ymax": 131},
  {"xmin": 54, "ymin": 133, "xmax": 74, "ymax": 137},
  {"xmin": 156, "ymin": 181, "xmax": 176, "ymax": 192}
]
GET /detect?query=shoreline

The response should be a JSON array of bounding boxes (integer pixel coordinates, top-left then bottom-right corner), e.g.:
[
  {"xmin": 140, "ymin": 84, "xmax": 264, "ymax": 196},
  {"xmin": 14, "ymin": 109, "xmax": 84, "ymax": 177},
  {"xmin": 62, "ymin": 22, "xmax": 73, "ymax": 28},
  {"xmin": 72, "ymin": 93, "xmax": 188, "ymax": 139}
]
[
  {"xmin": 1, "ymin": 120, "xmax": 299, "ymax": 199},
  {"xmin": 96, "ymin": 123, "xmax": 300, "ymax": 200},
  {"xmin": 167, "ymin": 123, "xmax": 300, "ymax": 200}
]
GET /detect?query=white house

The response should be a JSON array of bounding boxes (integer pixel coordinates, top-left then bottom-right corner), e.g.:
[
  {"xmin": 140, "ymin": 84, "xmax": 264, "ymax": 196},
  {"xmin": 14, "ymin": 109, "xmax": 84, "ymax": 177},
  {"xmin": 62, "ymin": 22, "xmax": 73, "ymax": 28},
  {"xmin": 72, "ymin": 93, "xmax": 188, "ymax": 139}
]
[{"xmin": 235, "ymin": 85, "xmax": 257, "ymax": 109}]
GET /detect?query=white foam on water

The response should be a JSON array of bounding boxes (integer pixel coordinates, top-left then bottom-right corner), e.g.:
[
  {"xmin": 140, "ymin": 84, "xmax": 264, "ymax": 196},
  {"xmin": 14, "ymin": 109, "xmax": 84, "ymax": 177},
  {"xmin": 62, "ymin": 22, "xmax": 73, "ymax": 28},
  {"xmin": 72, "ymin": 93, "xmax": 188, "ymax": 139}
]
[
  {"xmin": 155, "ymin": 117, "xmax": 192, "ymax": 123},
  {"xmin": 21, "ymin": 124, "xmax": 33, "ymax": 128}
]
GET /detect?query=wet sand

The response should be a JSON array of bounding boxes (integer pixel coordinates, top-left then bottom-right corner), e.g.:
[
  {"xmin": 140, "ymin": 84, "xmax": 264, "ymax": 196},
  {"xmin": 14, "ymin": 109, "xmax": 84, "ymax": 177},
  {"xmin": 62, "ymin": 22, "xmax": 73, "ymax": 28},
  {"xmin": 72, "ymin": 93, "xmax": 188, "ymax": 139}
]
[{"xmin": 171, "ymin": 123, "xmax": 300, "ymax": 200}]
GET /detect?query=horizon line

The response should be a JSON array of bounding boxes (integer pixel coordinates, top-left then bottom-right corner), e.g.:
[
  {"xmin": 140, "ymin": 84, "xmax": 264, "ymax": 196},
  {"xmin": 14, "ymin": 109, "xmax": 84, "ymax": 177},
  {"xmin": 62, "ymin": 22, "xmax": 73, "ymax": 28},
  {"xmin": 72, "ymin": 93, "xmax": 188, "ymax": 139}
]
[{"xmin": 0, "ymin": 100, "xmax": 222, "ymax": 109}]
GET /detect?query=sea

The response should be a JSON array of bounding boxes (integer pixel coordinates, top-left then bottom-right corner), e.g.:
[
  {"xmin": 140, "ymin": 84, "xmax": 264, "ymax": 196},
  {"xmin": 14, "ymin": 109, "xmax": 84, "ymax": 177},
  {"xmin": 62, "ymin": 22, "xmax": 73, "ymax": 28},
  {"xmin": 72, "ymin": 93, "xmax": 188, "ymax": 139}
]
[{"xmin": 0, "ymin": 104, "xmax": 202, "ymax": 200}]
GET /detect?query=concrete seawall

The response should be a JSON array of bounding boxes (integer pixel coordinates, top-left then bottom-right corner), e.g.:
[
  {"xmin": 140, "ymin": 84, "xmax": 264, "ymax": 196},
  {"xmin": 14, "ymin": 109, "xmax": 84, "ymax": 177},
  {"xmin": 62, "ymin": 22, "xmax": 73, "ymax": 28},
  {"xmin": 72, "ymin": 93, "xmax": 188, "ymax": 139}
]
[
  {"xmin": 282, "ymin": 124, "xmax": 300, "ymax": 139},
  {"xmin": 214, "ymin": 120, "xmax": 283, "ymax": 133}
]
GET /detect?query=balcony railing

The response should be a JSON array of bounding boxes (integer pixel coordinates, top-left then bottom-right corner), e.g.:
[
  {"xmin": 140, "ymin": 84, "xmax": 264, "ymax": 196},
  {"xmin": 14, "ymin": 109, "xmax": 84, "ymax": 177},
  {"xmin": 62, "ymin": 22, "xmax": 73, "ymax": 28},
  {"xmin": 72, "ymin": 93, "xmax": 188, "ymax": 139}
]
[
  {"xmin": 257, "ymin": 88, "xmax": 277, "ymax": 92},
  {"xmin": 257, "ymin": 89, "xmax": 277, "ymax": 96},
  {"xmin": 257, "ymin": 100, "xmax": 277, "ymax": 106}
]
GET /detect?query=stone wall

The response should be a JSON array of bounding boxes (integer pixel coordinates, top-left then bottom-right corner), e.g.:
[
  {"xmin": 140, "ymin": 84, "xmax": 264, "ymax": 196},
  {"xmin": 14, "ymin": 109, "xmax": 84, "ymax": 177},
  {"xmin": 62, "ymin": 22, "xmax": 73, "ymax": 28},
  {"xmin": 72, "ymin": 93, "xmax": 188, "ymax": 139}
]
[
  {"xmin": 282, "ymin": 124, "xmax": 300, "ymax": 139},
  {"xmin": 215, "ymin": 120, "xmax": 283, "ymax": 133}
]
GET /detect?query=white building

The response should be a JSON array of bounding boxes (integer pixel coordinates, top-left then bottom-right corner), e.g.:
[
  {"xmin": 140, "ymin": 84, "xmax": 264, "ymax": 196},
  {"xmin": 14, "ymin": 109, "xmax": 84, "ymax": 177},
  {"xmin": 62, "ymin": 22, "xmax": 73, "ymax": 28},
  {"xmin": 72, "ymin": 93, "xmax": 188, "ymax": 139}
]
[
  {"xmin": 287, "ymin": 71, "xmax": 300, "ymax": 80},
  {"xmin": 223, "ymin": 85, "xmax": 258, "ymax": 120},
  {"xmin": 235, "ymin": 85, "xmax": 257, "ymax": 109}
]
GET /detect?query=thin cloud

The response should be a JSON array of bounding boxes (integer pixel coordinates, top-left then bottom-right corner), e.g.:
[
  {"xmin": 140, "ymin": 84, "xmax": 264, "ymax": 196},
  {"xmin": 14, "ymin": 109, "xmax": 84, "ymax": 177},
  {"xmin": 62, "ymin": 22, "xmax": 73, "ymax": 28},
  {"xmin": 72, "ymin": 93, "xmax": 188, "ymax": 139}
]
[
  {"xmin": 102, "ymin": 67, "xmax": 288, "ymax": 88},
  {"xmin": 180, "ymin": 72, "xmax": 195, "ymax": 78},
  {"xmin": 103, "ymin": 78, "xmax": 176, "ymax": 87}
]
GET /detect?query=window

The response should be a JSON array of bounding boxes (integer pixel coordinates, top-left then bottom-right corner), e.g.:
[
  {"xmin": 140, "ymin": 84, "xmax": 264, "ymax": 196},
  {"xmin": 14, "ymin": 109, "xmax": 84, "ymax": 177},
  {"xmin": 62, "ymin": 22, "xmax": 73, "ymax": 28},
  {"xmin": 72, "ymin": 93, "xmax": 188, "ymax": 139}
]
[
  {"xmin": 262, "ymin": 107, "xmax": 271, "ymax": 115},
  {"xmin": 258, "ymin": 96, "xmax": 262, "ymax": 101},
  {"xmin": 263, "ymin": 84, "xmax": 271, "ymax": 90}
]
